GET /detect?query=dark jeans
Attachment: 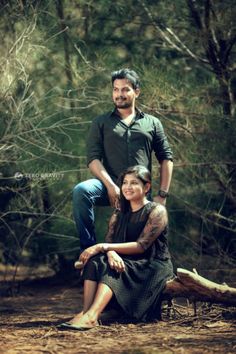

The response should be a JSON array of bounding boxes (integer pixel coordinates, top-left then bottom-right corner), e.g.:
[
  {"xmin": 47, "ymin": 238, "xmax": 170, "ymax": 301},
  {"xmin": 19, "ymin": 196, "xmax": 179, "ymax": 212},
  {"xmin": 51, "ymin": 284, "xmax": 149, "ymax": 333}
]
[{"xmin": 73, "ymin": 178, "xmax": 110, "ymax": 251}]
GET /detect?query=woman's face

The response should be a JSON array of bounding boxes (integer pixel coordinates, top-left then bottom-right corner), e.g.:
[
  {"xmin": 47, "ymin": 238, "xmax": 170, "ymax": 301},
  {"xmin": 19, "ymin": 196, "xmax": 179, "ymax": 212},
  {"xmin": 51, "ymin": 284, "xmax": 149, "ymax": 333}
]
[{"xmin": 121, "ymin": 173, "xmax": 149, "ymax": 201}]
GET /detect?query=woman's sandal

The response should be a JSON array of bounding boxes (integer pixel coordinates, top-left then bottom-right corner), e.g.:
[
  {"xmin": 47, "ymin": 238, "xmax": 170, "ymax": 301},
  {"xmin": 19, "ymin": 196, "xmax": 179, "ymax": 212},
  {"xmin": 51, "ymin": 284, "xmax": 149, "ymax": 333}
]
[{"xmin": 57, "ymin": 320, "xmax": 101, "ymax": 331}]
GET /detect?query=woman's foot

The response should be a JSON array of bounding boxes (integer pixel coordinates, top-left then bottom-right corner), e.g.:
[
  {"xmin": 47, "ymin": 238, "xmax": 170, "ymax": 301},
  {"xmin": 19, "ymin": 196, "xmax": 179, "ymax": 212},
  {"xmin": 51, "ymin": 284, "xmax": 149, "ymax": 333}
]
[
  {"xmin": 68, "ymin": 312, "xmax": 99, "ymax": 329},
  {"xmin": 58, "ymin": 311, "xmax": 99, "ymax": 331},
  {"xmin": 67, "ymin": 311, "xmax": 84, "ymax": 325}
]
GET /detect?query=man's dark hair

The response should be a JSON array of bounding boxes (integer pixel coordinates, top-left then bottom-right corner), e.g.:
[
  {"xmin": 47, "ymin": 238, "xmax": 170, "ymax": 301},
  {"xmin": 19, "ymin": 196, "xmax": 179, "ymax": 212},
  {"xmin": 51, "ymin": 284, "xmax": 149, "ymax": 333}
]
[{"xmin": 111, "ymin": 68, "xmax": 141, "ymax": 89}]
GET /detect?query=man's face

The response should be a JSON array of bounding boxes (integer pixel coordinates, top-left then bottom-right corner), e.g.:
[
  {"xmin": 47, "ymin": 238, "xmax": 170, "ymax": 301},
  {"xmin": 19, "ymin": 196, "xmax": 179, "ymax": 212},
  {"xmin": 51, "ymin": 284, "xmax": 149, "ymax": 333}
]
[{"xmin": 112, "ymin": 79, "xmax": 140, "ymax": 109}]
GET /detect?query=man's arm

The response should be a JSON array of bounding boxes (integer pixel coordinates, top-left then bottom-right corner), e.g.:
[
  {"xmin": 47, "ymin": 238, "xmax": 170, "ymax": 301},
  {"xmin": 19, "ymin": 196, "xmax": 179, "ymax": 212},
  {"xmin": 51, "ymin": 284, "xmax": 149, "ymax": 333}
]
[
  {"xmin": 152, "ymin": 117, "xmax": 173, "ymax": 205},
  {"xmin": 88, "ymin": 159, "xmax": 120, "ymax": 207},
  {"xmin": 154, "ymin": 159, "xmax": 173, "ymax": 205},
  {"xmin": 87, "ymin": 115, "xmax": 120, "ymax": 207}
]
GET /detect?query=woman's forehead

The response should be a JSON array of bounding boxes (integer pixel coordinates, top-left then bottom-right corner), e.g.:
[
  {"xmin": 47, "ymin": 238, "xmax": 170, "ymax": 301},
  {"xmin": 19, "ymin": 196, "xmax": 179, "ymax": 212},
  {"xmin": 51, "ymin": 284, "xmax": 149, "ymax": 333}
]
[{"xmin": 123, "ymin": 173, "xmax": 139, "ymax": 180}]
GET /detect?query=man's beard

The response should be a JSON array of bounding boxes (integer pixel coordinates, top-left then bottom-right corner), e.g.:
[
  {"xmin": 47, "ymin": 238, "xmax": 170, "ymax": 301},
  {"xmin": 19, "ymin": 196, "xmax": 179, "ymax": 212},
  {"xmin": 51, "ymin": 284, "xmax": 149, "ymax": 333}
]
[{"xmin": 114, "ymin": 98, "xmax": 132, "ymax": 109}]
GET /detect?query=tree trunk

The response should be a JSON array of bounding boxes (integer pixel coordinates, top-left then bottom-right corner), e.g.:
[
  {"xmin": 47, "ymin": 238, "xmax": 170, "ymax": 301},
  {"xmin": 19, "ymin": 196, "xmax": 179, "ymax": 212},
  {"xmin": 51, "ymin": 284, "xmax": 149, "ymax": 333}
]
[
  {"xmin": 187, "ymin": 0, "xmax": 235, "ymax": 117},
  {"xmin": 56, "ymin": 0, "xmax": 72, "ymax": 85},
  {"xmin": 163, "ymin": 268, "xmax": 236, "ymax": 305},
  {"xmin": 56, "ymin": 0, "xmax": 75, "ymax": 109},
  {"xmin": 217, "ymin": 76, "xmax": 235, "ymax": 117}
]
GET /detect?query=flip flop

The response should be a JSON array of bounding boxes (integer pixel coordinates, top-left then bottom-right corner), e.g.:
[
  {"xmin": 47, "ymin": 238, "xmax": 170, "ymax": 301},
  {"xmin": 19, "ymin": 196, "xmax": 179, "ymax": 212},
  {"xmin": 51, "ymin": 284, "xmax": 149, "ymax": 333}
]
[{"xmin": 57, "ymin": 321, "xmax": 100, "ymax": 331}]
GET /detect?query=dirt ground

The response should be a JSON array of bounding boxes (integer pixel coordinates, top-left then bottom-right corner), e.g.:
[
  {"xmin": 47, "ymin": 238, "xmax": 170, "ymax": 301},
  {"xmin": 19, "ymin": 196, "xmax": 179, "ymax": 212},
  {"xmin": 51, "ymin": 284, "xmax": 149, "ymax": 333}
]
[{"xmin": 0, "ymin": 267, "xmax": 236, "ymax": 354}]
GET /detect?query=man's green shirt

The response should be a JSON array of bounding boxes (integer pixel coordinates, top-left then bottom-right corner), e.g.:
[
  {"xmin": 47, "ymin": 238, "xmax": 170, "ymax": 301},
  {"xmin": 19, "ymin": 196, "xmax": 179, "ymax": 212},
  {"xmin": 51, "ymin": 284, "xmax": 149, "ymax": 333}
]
[{"xmin": 87, "ymin": 109, "xmax": 173, "ymax": 182}]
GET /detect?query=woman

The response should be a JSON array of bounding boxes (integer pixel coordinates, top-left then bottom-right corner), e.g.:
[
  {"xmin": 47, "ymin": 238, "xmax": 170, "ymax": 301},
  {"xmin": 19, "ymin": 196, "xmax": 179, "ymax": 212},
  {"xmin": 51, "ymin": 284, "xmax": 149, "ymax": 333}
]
[{"xmin": 59, "ymin": 165, "xmax": 174, "ymax": 330}]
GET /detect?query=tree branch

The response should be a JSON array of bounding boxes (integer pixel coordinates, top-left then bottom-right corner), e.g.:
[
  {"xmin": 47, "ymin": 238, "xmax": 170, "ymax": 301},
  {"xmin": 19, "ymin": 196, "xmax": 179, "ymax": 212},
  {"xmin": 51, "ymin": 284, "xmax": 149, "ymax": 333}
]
[{"xmin": 138, "ymin": 0, "xmax": 208, "ymax": 64}]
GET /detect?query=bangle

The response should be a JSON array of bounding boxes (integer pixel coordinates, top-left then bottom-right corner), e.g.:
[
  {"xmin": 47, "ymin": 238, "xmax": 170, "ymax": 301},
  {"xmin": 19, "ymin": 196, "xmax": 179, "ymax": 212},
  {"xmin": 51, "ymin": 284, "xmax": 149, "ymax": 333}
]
[{"xmin": 102, "ymin": 243, "xmax": 109, "ymax": 252}]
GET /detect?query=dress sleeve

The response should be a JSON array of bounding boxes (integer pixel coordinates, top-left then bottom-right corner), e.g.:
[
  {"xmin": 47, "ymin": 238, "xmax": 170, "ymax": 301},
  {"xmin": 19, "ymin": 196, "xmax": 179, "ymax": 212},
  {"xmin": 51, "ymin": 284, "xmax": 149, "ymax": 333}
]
[
  {"xmin": 105, "ymin": 209, "xmax": 119, "ymax": 243},
  {"xmin": 137, "ymin": 204, "xmax": 168, "ymax": 251}
]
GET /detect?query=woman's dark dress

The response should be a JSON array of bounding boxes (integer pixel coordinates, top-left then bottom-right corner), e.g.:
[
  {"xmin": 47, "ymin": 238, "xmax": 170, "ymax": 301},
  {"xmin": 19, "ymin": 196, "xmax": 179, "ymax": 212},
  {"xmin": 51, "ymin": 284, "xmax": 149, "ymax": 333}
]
[{"xmin": 82, "ymin": 202, "xmax": 173, "ymax": 321}]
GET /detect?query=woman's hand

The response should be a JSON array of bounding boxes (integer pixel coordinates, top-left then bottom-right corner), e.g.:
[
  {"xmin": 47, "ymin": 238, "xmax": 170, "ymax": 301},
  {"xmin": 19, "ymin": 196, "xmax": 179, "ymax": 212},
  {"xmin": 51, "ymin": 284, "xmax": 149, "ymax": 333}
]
[
  {"xmin": 107, "ymin": 251, "xmax": 125, "ymax": 273},
  {"xmin": 79, "ymin": 244, "xmax": 101, "ymax": 266}
]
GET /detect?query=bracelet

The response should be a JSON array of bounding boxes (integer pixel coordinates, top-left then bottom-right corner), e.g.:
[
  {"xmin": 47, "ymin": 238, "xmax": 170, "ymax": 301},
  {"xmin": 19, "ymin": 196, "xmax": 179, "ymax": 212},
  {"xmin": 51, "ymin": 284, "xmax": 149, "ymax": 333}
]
[{"xmin": 101, "ymin": 243, "xmax": 109, "ymax": 252}]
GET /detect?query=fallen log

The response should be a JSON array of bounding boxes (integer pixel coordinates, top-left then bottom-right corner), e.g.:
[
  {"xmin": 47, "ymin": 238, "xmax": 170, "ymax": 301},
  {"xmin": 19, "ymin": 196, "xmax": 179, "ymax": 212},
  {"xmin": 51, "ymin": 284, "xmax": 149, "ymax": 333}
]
[
  {"xmin": 163, "ymin": 268, "xmax": 236, "ymax": 306},
  {"xmin": 99, "ymin": 268, "xmax": 236, "ymax": 323}
]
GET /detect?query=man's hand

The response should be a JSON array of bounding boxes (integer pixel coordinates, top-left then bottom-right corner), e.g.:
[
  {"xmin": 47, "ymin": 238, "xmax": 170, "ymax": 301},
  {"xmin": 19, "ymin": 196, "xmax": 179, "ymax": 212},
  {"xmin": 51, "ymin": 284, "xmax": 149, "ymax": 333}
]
[
  {"xmin": 153, "ymin": 195, "xmax": 167, "ymax": 206},
  {"xmin": 88, "ymin": 160, "xmax": 120, "ymax": 207},
  {"xmin": 107, "ymin": 184, "xmax": 120, "ymax": 208},
  {"xmin": 107, "ymin": 250, "xmax": 125, "ymax": 273}
]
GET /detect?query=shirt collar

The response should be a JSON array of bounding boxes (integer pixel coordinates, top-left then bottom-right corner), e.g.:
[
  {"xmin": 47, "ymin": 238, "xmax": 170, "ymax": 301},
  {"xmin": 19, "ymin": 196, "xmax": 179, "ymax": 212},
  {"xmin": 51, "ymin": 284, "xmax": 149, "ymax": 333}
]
[{"xmin": 110, "ymin": 108, "xmax": 144, "ymax": 119}]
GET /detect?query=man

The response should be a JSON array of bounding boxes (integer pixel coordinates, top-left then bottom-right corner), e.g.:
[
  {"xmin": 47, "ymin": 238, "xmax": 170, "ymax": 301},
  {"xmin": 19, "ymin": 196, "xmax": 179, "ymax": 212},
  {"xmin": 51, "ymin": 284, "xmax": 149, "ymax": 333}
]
[{"xmin": 73, "ymin": 68, "xmax": 173, "ymax": 251}]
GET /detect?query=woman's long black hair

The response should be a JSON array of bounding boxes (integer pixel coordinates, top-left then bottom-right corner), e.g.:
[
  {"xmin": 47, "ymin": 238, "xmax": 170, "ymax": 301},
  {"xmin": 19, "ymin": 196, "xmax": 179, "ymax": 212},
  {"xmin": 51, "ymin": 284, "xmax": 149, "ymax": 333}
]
[{"xmin": 117, "ymin": 165, "xmax": 151, "ymax": 213}]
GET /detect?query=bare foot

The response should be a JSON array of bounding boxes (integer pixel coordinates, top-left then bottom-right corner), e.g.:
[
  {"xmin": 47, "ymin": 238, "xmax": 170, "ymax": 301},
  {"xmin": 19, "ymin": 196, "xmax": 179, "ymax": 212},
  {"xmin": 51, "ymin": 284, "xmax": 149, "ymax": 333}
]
[
  {"xmin": 69, "ymin": 313, "xmax": 98, "ymax": 328},
  {"xmin": 68, "ymin": 311, "xmax": 84, "ymax": 325}
]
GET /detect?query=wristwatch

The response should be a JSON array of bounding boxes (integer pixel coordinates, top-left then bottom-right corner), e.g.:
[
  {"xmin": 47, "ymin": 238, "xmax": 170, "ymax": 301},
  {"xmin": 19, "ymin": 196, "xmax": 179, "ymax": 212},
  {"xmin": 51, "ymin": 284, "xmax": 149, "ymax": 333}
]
[{"xmin": 158, "ymin": 189, "xmax": 169, "ymax": 198}]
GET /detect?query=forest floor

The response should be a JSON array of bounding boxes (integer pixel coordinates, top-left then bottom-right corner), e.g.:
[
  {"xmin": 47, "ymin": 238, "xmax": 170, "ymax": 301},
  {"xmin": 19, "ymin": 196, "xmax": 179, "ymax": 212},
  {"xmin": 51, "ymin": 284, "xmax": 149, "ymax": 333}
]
[{"xmin": 0, "ymin": 264, "xmax": 236, "ymax": 354}]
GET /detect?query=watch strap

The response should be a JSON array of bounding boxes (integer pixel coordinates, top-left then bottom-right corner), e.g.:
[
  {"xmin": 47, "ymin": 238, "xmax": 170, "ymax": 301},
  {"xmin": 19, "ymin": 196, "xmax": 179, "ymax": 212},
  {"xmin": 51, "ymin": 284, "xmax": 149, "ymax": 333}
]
[{"xmin": 158, "ymin": 189, "xmax": 169, "ymax": 198}]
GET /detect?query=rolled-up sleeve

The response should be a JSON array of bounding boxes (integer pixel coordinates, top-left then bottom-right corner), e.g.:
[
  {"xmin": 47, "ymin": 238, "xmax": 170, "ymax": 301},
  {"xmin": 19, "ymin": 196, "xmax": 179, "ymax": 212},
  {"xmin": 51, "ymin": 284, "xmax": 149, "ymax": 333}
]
[
  {"xmin": 153, "ymin": 119, "xmax": 173, "ymax": 162},
  {"xmin": 86, "ymin": 118, "xmax": 104, "ymax": 166}
]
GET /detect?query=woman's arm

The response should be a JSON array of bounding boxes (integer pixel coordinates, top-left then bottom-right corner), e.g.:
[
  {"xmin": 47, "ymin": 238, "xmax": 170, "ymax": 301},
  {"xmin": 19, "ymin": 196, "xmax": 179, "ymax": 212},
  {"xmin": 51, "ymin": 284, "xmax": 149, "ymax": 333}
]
[
  {"xmin": 79, "ymin": 204, "xmax": 167, "ymax": 266},
  {"xmin": 100, "ymin": 242, "xmax": 144, "ymax": 254},
  {"xmin": 101, "ymin": 204, "xmax": 168, "ymax": 255},
  {"xmin": 78, "ymin": 239, "xmax": 143, "ymax": 267},
  {"xmin": 136, "ymin": 204, "xmax": 168, "ymax": 251},
  {"xmin": 105, "ymin": 210, "xmax": 119, "ymax": 243}
]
